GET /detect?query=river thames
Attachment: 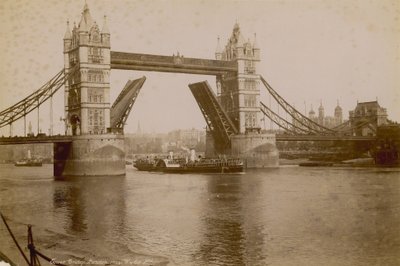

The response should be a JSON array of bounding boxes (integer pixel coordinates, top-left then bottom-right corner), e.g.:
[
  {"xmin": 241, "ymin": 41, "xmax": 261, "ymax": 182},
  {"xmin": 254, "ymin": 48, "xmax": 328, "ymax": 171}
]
[{"xmin": 0, "ymin": 164, "xmax": 399, "ymax": 265}]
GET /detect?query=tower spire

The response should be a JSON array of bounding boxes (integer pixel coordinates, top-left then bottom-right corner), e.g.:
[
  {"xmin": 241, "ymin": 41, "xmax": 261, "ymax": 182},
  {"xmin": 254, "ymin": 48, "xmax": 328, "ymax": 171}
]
[
  {"xmin": 216, "ymin": 36, "xmax": 222, "ymax": 53},
  {"xmin": 215, "ymin": 36, "xmax": 222, "ymax": 60},
  {"xmin": 78, "ymin": 12, "xmax": 88, "ymax": 32},
  {"xmin": 253, "ymin": 33, "xmax": 259, "ymax": 49},
  {"xmin": 80, "ymin": 1, "xmax": 93, "ymax": 29},
  {"xmin": 64, "ymin": 20, "xmax": 71, "ymax": 39},
  {"xmin": 83, "ymin": 0, "xmax": 89, "ymax": 11},
  {"xmin": 319, "ymin": 99, "xmax": 324, "ymax": 109},
  {"xmin": 102, "ymin": 15, "xmax": 110, "ymax": 34}
]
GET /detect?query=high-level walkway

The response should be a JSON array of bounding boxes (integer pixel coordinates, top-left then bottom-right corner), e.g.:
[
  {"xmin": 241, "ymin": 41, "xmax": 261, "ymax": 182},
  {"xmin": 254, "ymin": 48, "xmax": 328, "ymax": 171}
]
[{"xmin": 110, "ymin": 51, "xmax": 237, "ymax": 75}]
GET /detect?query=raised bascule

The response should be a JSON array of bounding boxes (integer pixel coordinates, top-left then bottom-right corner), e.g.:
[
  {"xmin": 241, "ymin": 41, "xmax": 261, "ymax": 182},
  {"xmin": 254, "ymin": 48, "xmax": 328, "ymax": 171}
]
[{"xmin": 0, "ymin": 3, "xmax": 395, "ymax": 175}]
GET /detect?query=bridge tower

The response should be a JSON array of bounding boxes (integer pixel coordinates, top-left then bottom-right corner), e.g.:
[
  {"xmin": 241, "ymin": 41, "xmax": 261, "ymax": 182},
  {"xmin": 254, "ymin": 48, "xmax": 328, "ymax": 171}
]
[
  {"xmin": 216, "ymin": 23, "xmax": 261, "ymax": 133},
  {"xmin": 54, "ymin": 3, "xmax": 125, "ymax": 177},
  {"xmin": 214, "ymin": 24, "xmax": 278, "ymax": 167},
  {"xmin": 64, "ymin": 3, "xmax": 111, "ymax": 135}
]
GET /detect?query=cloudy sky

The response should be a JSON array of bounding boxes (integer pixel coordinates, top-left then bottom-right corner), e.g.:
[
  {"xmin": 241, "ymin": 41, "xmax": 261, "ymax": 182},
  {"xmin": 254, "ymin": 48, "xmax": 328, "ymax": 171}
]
[{"xmin": 0, "ymin": 0, "xmax": 399, "ymax": 135}]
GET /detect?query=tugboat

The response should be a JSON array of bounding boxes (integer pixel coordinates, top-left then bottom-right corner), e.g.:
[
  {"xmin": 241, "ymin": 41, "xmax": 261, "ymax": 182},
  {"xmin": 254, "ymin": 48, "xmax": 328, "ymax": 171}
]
[{"xmin": 14, "ymin": 150, "xmax": 42, "ymax": 167}]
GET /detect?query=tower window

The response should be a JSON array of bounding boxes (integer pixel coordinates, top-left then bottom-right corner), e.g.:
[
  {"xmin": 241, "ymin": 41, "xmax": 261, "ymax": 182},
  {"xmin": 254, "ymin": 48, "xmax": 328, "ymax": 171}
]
[
  {"xmin": 244, "ymin": 95, "xmax": 256, "ymax": 107},
  {"xmin": 88, "ymin": 47, "xmax": 103, "ymax": 63},
  {"xmin": 88, "ymin": 89, "xmax": 104, "ymax": 103},
  {"xmin": 244, "ymin": 61, "xmax": 255, "ymax": 74},
  {"xmin": 245, "ymin": 112, "xmax": 257, "ymax": 128},
  {"xmin": 88, "ymin": 70, "xmax": 103, "ymax": 83},
  {"xmin": 243, "ymin": 79, "xmax": 256, "ymax": 90}
]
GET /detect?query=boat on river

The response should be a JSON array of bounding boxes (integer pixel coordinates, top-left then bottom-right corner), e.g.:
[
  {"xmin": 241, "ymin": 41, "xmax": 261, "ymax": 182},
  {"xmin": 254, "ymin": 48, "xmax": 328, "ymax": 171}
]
[
  {"xmin": 298, "ymin": 161, "xmax": 333, "ymax": 167},
  {"xmin": 14, "ymin": 149, "xmax": 42, "ymax": 167},
  {"xmin": 133, "ymin": 158, "xmax": 159, "ymax": 171},
  {"xmin": 14, "ymin": 158, "xmax": 42, "ymax": 167},
  {"xmin": 158, "ymin": 157, "xmax": 244, "ymax": 173},
  {"xmin": 133, "ymin": 153, "xmax": 244, "ymax": 173}
]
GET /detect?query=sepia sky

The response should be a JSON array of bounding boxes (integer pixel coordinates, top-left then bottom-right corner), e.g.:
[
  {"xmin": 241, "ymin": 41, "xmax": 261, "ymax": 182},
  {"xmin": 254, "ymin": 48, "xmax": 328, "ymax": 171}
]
[{"xmin": 0, "ymin": 0, "xmax": 399, "ymax": 135}]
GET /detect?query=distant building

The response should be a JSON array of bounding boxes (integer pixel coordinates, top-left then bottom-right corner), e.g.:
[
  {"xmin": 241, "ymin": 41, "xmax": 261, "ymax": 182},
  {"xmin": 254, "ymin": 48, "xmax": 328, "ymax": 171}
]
[
  {"xmin": 349, "ymin": 101, "xmax": 388, "ymax": 136},
  {"xmin": 167, "ymin": 128, "xmax": 206, "ymax": 148},
  {"xmin": 307, "ymin": 101, "xmax": 343, "ymax": 129},
  {"xmin": 124, "ymin": 128, "xmax": 207, "ymax": 155},
  {"xmin": 334, "ymin": 101, "xmax": 343, "ymax": 125},
  {"xmin": 318, "ymin": 102, "xmax": 324, "ymax": 126}
]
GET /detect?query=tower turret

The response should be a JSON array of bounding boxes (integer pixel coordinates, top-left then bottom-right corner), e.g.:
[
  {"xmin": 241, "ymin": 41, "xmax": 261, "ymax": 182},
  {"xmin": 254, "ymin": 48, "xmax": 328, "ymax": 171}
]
[
  {"xmin": 64, "ymin": 21, "xmax": 72, "ymax": 40},
  {"xmin": 78, "ymin": 13, "xmax": 89, "ymax": 45},
  {"xmin": 253, "ymin": 33, "xmax": 260, "ymax": 60},
  {"xmin": 334, "ymin": 100, "xmax": 343, "ymax": 125},
  {"xmin": 309, "ymin": 105, "xmax": 316, "ymax": 119},
  {"xmin": 101, "ymin": 15, "xmax": 110, "ymax": 47},
  {"xmin": 63, "ymin": 21, "xmax": 72, "ymax": 56}
]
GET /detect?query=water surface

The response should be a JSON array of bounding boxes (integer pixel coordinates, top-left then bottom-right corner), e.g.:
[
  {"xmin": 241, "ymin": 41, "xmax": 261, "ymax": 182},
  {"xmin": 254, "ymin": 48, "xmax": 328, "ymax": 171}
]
[{"xmin": 0, "ymin": 165, "xmax": 399, "ymax": 265}]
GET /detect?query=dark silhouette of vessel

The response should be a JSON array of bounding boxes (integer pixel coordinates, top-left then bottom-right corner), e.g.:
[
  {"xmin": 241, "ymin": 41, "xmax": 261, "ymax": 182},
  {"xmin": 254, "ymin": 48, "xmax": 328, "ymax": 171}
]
[{"xmin": 134, "ymin": 157, "xmax": 244, "ymax": 173}]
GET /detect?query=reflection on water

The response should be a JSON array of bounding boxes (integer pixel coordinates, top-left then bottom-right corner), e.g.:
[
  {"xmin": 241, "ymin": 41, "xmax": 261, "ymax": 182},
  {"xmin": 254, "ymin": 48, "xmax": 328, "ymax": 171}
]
[
  {"xmin": 0, "ymin": 165, "xmax": 399, "ymax": 265},
  {"xmin": 52, "ymin": 176, "xmax": 129, "ymax": 237},
  {"xmin": 195, "ymin": 175, "xmax": 246, "ymax": 265},
  {"xmin": 53, "ymin": 183, "xmax": 87, "ymax": 233}
]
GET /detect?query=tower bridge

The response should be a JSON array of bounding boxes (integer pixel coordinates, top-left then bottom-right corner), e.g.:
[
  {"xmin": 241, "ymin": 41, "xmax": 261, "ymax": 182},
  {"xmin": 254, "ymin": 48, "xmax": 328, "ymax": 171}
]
[{"xmin": 0, "ymin": 3, "xmax": 395, "ymax": 175}]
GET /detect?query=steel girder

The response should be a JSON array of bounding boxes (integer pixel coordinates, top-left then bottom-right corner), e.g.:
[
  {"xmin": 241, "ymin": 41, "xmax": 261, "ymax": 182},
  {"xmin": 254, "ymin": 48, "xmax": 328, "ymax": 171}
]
[
  {"xmin": 189, "ymin": 81, "xmax": 238, "ymax": 152},
  {"xmin": 332, "ymin": 118, "xmax": 377, "ymax": 135},
  {"xmin": 331, "ymin": 120, "xmax": 351, "ymax": 131},
  {"xmin": 260, "ymin": 76, "xmax": 336, "ymax": 135},
  {"xmin": 259, "ymin": 101, "xmax": 311, "ymax": 134},
  {"xmin": 110, "ymin": 76, "xmax": 146, "ymax": 129},
  {"xmin": 0, "ymin": 67, "xmax": 78, "ymax": 128}
]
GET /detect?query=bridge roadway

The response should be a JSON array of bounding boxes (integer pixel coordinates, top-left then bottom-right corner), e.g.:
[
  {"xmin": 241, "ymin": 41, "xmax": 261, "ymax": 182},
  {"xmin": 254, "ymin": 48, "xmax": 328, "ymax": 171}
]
[
  {"xmin": 110, "ymin": 51, "xmax": 238, "ymax": 75},
  {"xmin": 0, "ymin": 135, "xmax": 72, "ymax": 145},
  {"xmin": 275, "ymin": 134, "xmax": 376, "ymax": 142},
  {"xmin": 0, "ymin": 134, "xmax": 376, "ymax": 145}
]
